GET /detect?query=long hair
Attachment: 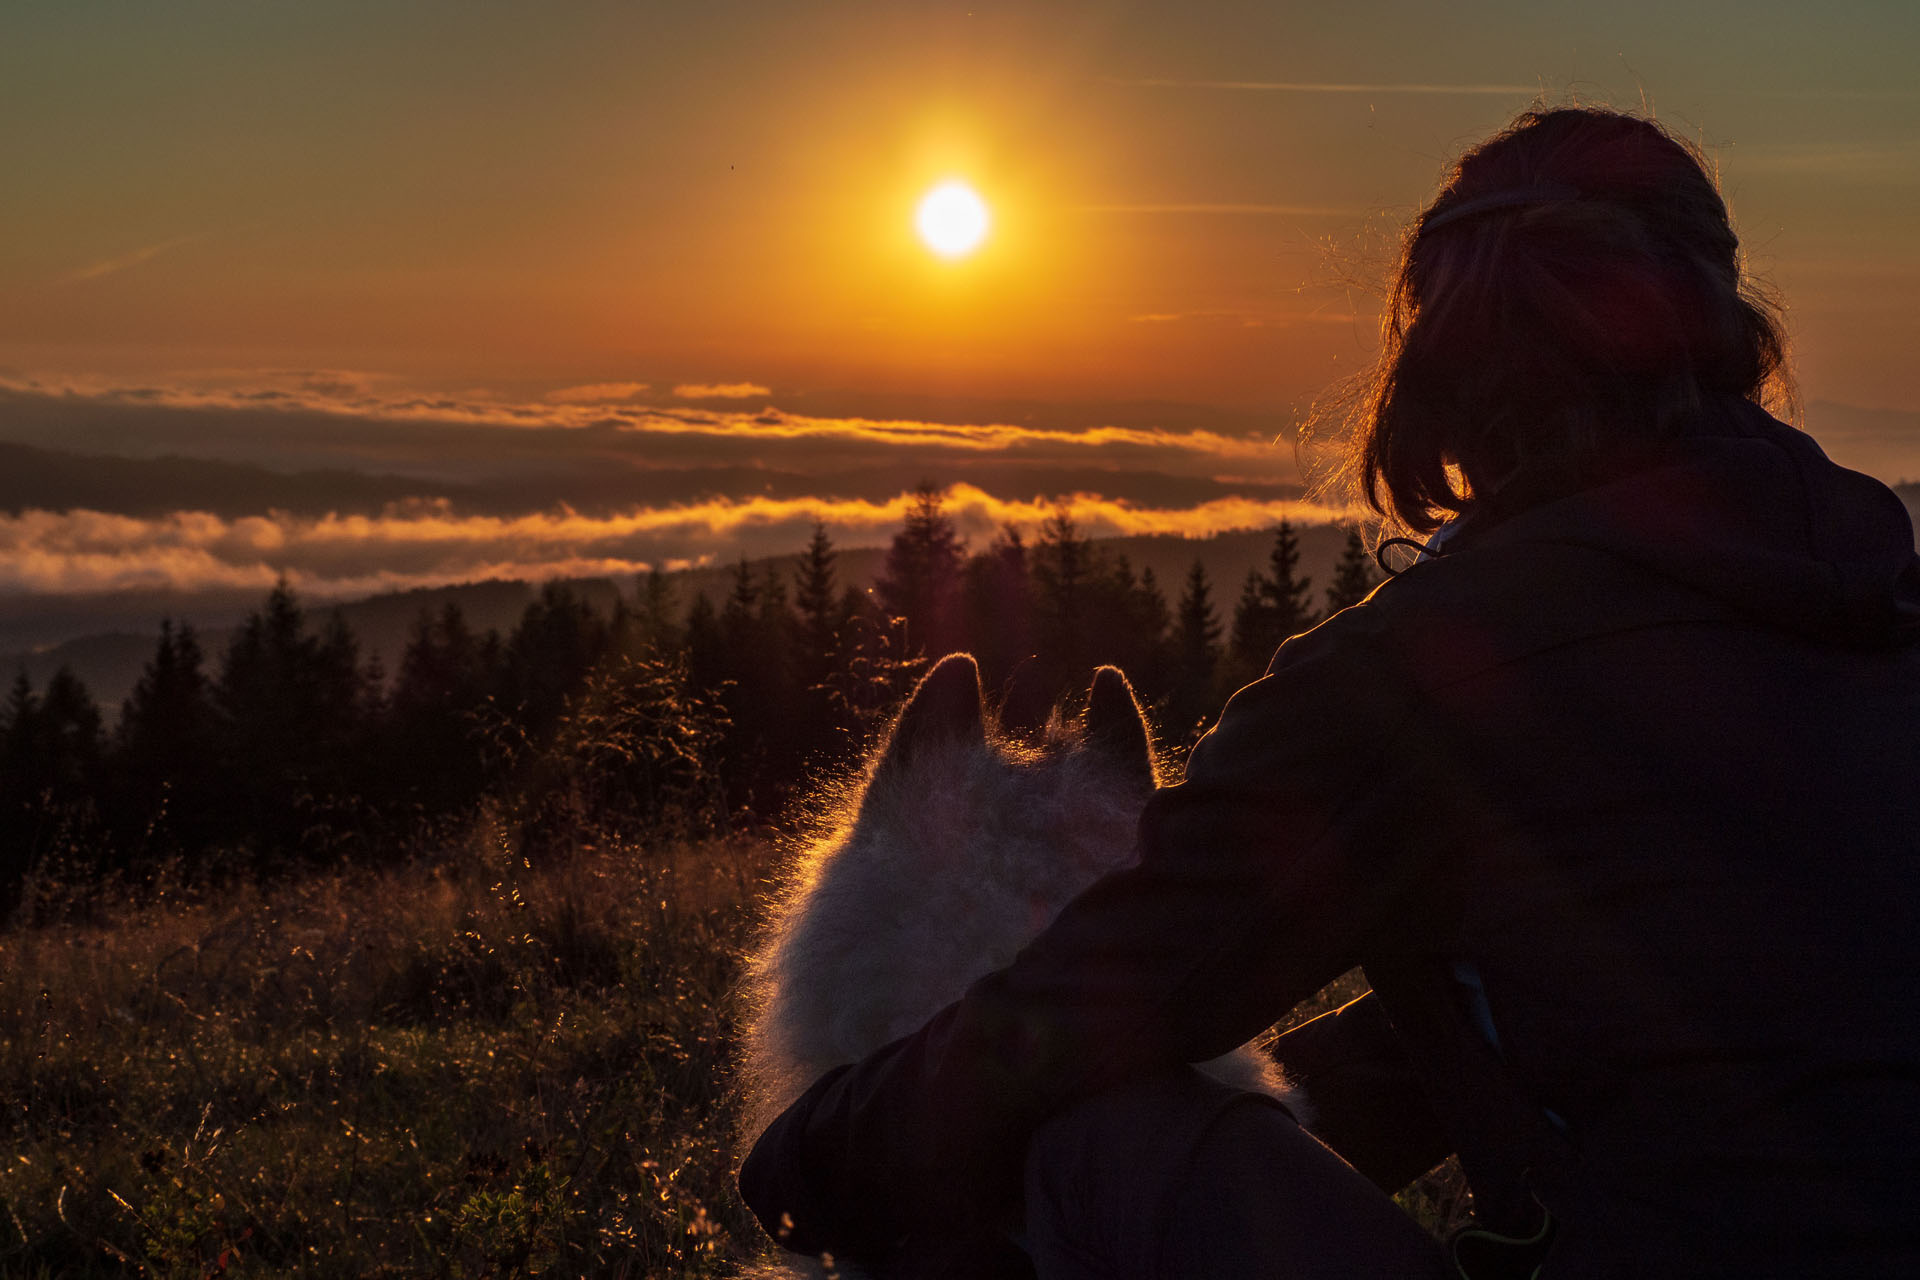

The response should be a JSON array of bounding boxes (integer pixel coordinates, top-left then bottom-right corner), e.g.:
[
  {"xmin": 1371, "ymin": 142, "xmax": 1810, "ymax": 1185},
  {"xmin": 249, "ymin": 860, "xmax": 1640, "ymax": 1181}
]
[{"xmin": 1347, "ymin": 107, "xmax": 1795, "ymax": 534}]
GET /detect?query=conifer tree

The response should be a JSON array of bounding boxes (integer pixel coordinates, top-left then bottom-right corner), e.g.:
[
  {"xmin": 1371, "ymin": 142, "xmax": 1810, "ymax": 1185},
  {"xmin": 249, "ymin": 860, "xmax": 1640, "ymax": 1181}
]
[
  {"xmin": 215, "ymin": 580, "xmax": 376, "ymax": 857},
  {"xmin": 39, "ymin": 668, "xmax": 102, "ymax": 781},
  {"xmin": 1229, "ymin": 522, "xmax": 1319, "ymax": 677},
  {"xmin": 114, "ymin": 620, "xmax": 218, "ymax": 857},
  {"xmin": 316, "ymin": 610, "xmax": 369, "ymax": 722},
  {"xmin": 793, "ymin": 522, "xmax": 843, "ymax": 677},
  {"xmin": 961, "ymin": 525, "xmax": 1040, "ymax": 723},
  {"xmin": 0, "ymin": 667, "xmax": 106, "ymax": 887},
  {"xmin": 393, "ymin": 605, "xmax": 487, "ymax": 714},
  {"xmin": 1229, "ymin": 568, "xmax": 1269, "ymax": 673},
  {"xmin": 722, "ymin": 557, "xmax": 758, "ymax": 635},
  {"xmin": 757, "ymin": 562, "xmax": 795, "ymax": 660},
  {"xmin": 1131, "ymin": 564, "xmax": 1173, "ymax": 669},
  {"xmin": 685, "ymin": 592, "xmax": 724, "ymax": 694},
  {"xmin": 876, "ymin": 482, "xmax": 965, "ymax": 657},
  {"xmin": 1088, "ymin": 555, "xmax": 1171, "ymax": 700},
  {"xmin": 1174, "ymin": 561, "xmax": 1223, "ymax": 679},
  {"xmin": 1261, "ymin": 519, "xmax": 1318, "ymax": 640},
  {"xmin": 1, "ymin": 671, "xmax": 32, "ymax": 746},
  {"xmin": 119, "ymin": 620, "xmax": 213, "ymax": 762},
  {"xmin": 387, "ymin": 603, "xmax": 496, "ymax": 813},
  {"xmin": 0, "ymin": 672, "xmax": 36, "ymax": 895},
  {"xmin": 1326, "ymin": 527, "xmax": 1381, "ymax": 613},
  {"xmin": 502, "ymin": 582, "xmax": 611, "ymax": 732},
  {"xmin": 1031, "ymin": 506, "xmax": 1098, "ymax": 687},
  {"xmin": 1166, "ymin": 560, "xmax": 1229, "ymax": 746},
  {"xmin": 636, "ymin": 569, "xmax": 680, "ymax": 653}
]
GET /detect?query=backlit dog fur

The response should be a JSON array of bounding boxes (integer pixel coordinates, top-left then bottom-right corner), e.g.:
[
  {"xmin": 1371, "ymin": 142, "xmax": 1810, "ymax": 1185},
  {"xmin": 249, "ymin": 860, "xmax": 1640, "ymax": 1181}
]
[{"xmin": 742, "ymin": 653, "xmax": 1297, "ymax": 1151}]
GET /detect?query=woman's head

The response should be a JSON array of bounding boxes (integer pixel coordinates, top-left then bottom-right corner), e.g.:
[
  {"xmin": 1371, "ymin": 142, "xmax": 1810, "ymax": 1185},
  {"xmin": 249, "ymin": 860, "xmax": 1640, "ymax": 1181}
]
[{"xmin": 1352, "ymin": 107, "xmax": 1793, "ymax": 534}]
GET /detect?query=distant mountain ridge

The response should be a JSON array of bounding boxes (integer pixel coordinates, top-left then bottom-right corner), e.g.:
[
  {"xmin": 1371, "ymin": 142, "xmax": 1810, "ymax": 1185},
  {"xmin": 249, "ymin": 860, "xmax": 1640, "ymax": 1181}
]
[{"xmin": 0, "ymin": 439, "xmax": 1301, "ymax": 520}]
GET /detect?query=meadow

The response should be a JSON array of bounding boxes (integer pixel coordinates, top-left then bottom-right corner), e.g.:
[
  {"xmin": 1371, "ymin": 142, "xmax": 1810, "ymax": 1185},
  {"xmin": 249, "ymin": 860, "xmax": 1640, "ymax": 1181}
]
[
  {"xmin": 1, "ymin": 827, "xmax": 765, "ymax": 1278},
  {"xmin": 1, "ymin": 822, "xmax": 1466, "ymax": 1279}
]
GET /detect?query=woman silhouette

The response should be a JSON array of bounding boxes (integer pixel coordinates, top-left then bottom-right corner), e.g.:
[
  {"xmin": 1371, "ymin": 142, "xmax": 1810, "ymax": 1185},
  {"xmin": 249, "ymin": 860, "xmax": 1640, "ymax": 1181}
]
[{"xmin": 741, "ymin": 107, "xmax": 1920, "ymax": 1279}]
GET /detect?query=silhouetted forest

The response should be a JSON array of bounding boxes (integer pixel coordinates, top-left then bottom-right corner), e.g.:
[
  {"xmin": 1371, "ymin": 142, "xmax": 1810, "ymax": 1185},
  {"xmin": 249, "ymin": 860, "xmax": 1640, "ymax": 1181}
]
[{"xmin": 0, "ymin": 486, "xmax": 1377, "ymax": 914}]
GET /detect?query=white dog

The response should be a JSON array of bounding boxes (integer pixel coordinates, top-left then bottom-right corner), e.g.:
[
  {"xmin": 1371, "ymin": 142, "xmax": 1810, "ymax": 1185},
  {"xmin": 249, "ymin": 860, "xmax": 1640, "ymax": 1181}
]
[{"xmin": 741, "ymin": 652, "xmax": 1297, "ymax": 1162}]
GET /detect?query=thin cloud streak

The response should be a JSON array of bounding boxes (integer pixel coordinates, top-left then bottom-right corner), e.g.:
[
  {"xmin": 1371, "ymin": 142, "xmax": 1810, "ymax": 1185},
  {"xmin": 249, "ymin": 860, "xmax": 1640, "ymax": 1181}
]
[
  {"xmin": 61, "ymin": 234, "xmax": 205, "ymax": 284},
  {"xmin": 544, "ymin": 381, "xmax": 651, "ymax": 403},
  {"xmin": 1079, "ymin": 203, "xmax": 1359, "ymax": 216},
  {"xmin": 617, "ymin": 406, "xmax": 1285, "ymax": 463},
  {"xmin": 1127, "ymin": 309, "xmax": 1358, "ymax": 327},
  {"xmin": 673, "ymin": 382, "xmax": 772, "ymax": 399},
  {"xmin": 1112, "ymin": 77, "xmax": 1538, "ymax": 95},
  {"xmin": 1730, "ymin": 140, "xmax": 1920, "ymax": 182}
]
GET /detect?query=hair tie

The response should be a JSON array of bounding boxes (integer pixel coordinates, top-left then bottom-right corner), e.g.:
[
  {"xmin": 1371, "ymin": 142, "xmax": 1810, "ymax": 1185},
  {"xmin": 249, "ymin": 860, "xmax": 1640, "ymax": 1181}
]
[{"xmin": 1422, "ymin": 182, "xmax": 1581, "ymax": 233}]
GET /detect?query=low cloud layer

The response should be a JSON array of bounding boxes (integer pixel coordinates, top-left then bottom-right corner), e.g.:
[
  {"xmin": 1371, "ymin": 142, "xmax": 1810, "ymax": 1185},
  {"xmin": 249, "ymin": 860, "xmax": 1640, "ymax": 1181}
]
[
  {"xmin": 0, "ymin": 486, "xmax": 1352, "ymax": 601},
  {"xmin": 0, "ymin": 373, "xmax": 1324, "ymax": 641}
]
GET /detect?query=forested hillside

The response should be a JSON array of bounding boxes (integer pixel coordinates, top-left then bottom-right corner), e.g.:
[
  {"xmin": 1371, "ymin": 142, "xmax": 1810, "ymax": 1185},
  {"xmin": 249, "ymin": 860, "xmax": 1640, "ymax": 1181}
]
[{"xmin": 1, "ymin": 488, "xmax": 1379, "ymax": 910}]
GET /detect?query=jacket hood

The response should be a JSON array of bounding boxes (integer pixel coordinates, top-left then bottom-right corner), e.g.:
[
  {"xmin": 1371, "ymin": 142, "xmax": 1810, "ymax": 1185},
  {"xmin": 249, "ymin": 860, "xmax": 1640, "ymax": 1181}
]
[{"xmin": 1457, "ymin": 401, "xmax": 1920, "ymax": 648}]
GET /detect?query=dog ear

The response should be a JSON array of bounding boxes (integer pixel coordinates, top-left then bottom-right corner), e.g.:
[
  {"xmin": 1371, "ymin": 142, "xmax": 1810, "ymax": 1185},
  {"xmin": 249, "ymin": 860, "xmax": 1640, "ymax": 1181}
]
[
  {"xmin": 1085, "ymin": 666, "xmax": 1155, "ymax": 785},
  {"xmin": 876, "ymin": 652, "xmax": 985, "ymax": 773}
]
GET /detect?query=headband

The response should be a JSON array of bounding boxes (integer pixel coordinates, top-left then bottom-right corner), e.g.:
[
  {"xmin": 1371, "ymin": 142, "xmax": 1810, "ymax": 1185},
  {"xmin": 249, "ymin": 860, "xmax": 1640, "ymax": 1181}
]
[{"xmin": 1421, "ymin": 182, "xmax": 1581, "ymax": 233}]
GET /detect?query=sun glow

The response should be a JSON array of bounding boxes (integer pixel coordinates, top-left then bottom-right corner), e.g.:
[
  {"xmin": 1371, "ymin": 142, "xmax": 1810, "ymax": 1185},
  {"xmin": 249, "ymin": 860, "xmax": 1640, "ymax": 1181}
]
[{"xmin": 915, "ymin": 181, "xmax": 990, "ymax": 259}]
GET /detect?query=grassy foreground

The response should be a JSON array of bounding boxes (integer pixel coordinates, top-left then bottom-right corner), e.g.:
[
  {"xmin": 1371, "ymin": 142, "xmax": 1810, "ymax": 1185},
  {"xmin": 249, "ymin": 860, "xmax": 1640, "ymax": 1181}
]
[
  {"xmin": 2, "ymin": 831, "xmax": 1466, "ymax": 1278},
  {"xmin": 2, "ymin": 831, "xmax": 769, "ymax": 1278}
]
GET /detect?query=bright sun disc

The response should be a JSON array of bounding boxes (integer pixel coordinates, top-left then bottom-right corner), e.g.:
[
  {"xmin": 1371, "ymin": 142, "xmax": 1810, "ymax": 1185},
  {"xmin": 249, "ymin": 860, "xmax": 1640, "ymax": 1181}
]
[{"xmin": 915, "ymin": 181, "xmax": 990, "ymax": 258}]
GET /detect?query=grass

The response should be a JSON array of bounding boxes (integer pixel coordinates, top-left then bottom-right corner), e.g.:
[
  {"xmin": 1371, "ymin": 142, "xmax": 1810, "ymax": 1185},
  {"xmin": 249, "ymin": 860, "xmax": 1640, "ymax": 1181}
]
[
  {"xmin": 1, "ymin": 825, "xmax": 766, "ymax": 1278},
  {"xmin": 1, "ymin": 826, "xmax": 1468, "ymax": 1278}
]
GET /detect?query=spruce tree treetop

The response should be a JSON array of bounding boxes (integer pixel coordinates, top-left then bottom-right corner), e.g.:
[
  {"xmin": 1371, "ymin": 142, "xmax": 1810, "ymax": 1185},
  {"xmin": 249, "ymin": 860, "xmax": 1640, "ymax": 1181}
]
[
  {"xmin": 1261, "ymin": 519, "xmax": 1318, "ymax": 639},
  {"xmin": 1326, "ymin": 526, "xmax": 1382, "ymax": 613},
  {"xmin": 1175, "ymin": 560, "xmax": 1223, "ymax": 669},
  {"xmin": 877, "ymin": 482, "xmax": 964, "ymax": 656},
  {"xmin": 723, "ymin": 557, "xmax": 759, "ymax": 629},
  {"xmin": 638, "ymin": 569, "xmax": 679, "ymax": 651},
  {"xmin": 120, "ymin": 617, "xmax": 213, "ymax": 754},
  {"xmin": 1229, "ymin": 568, "xmax": 1268, "ymax": 671},
  {"xmin": 794, "ymin": 522, "xmax": 843, "ymax": 671}
]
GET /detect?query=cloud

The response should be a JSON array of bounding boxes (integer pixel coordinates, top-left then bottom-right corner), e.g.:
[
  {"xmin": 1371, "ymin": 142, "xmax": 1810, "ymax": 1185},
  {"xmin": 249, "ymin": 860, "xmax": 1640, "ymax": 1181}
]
[
  {"xmin": 0, "ymin": 487, "xmax": 1354, "ymax": 600},
  {"xmin": 1125, "ymin": 309, "xmax": 1356, "ymax": 328},
  {"xmin": 544, "ymin": 381, "xmax": 651, "ymax": 403},
  {"xmin": 608, "ymin": 405, "xmax": 1289, "ymax": 464},
  {"xmin": 61, "ymin": 234, "xmax": 205, "ymax": 285},
  {"xmin": 1082, "ymin": 203, "xmax": 1359, "ymax": 216},
  {"xmin": 1730, "ymin": 141, "xmax": 1920, "ymax": 183},
  {"xmin": 0, "ymin": 376, "xmax": 1302, "ymax": 488},
  {"xmin": 672, "ymin": 382, "xmax": 771, "ymax": 399},
  {"xmin": 1110, "ymin": 78, "xmax": 1538, "ymax": 96}
]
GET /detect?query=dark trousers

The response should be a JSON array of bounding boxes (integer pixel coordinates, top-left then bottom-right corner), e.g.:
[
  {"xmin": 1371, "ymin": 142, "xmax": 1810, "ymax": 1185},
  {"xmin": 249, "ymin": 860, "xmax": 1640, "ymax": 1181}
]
[{"xmin": 1021, "ymin": 1068, "xmax": 1450, "ymax": 1280}]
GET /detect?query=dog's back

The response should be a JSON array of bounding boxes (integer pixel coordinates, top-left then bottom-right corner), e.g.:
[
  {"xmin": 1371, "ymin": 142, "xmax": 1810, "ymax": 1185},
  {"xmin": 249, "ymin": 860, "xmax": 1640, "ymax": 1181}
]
[{"xmin": 742, "ymin": 654, "xmax": 1294, "ymax": 1146}]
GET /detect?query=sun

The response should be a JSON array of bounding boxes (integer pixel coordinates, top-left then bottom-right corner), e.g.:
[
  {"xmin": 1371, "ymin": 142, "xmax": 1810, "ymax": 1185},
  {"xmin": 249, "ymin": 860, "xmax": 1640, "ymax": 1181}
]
[{"xmin": 915, "ymin": 181, "xmax": 990, "ymax": 259}]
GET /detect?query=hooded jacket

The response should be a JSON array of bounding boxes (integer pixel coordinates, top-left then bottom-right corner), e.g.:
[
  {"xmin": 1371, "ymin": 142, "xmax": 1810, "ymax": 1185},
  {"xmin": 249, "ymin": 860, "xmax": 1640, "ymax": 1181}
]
[{"xmin": 741, "ymin": 402, "xmax": 1920, "ymax": 1278}]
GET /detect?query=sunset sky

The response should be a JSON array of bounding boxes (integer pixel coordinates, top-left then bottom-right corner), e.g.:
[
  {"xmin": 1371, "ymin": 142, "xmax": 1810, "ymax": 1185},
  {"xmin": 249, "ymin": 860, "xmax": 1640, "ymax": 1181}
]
[{"xmin": 4, "ymin": 1, "xmax": 1918, "ymax": 653}]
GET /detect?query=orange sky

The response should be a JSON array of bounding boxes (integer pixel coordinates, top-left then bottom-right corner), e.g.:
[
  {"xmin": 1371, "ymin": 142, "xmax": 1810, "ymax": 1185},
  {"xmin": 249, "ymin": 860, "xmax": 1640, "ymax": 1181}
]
[
  {"xmin": 3, "ymin": 2, "xmax": 1919, "ymax": 656},
  {"xmin": 5, "ymin": 2, "xmax": 1918, "ymax": 413}
]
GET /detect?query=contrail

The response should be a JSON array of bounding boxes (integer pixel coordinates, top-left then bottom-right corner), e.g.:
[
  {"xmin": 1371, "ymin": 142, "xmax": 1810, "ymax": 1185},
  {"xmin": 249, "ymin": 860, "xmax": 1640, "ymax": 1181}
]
[
  {"xmin": 1079, "ymin": 203, "xmax": 1360, "ymax": 216},
  {"xmin": 1112, "ymin": 77, "xmax": 1537, "ymax": 96},
  {"xmin": 63, "ymin": 234, "xmax": 203, "ymax": 284}
]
